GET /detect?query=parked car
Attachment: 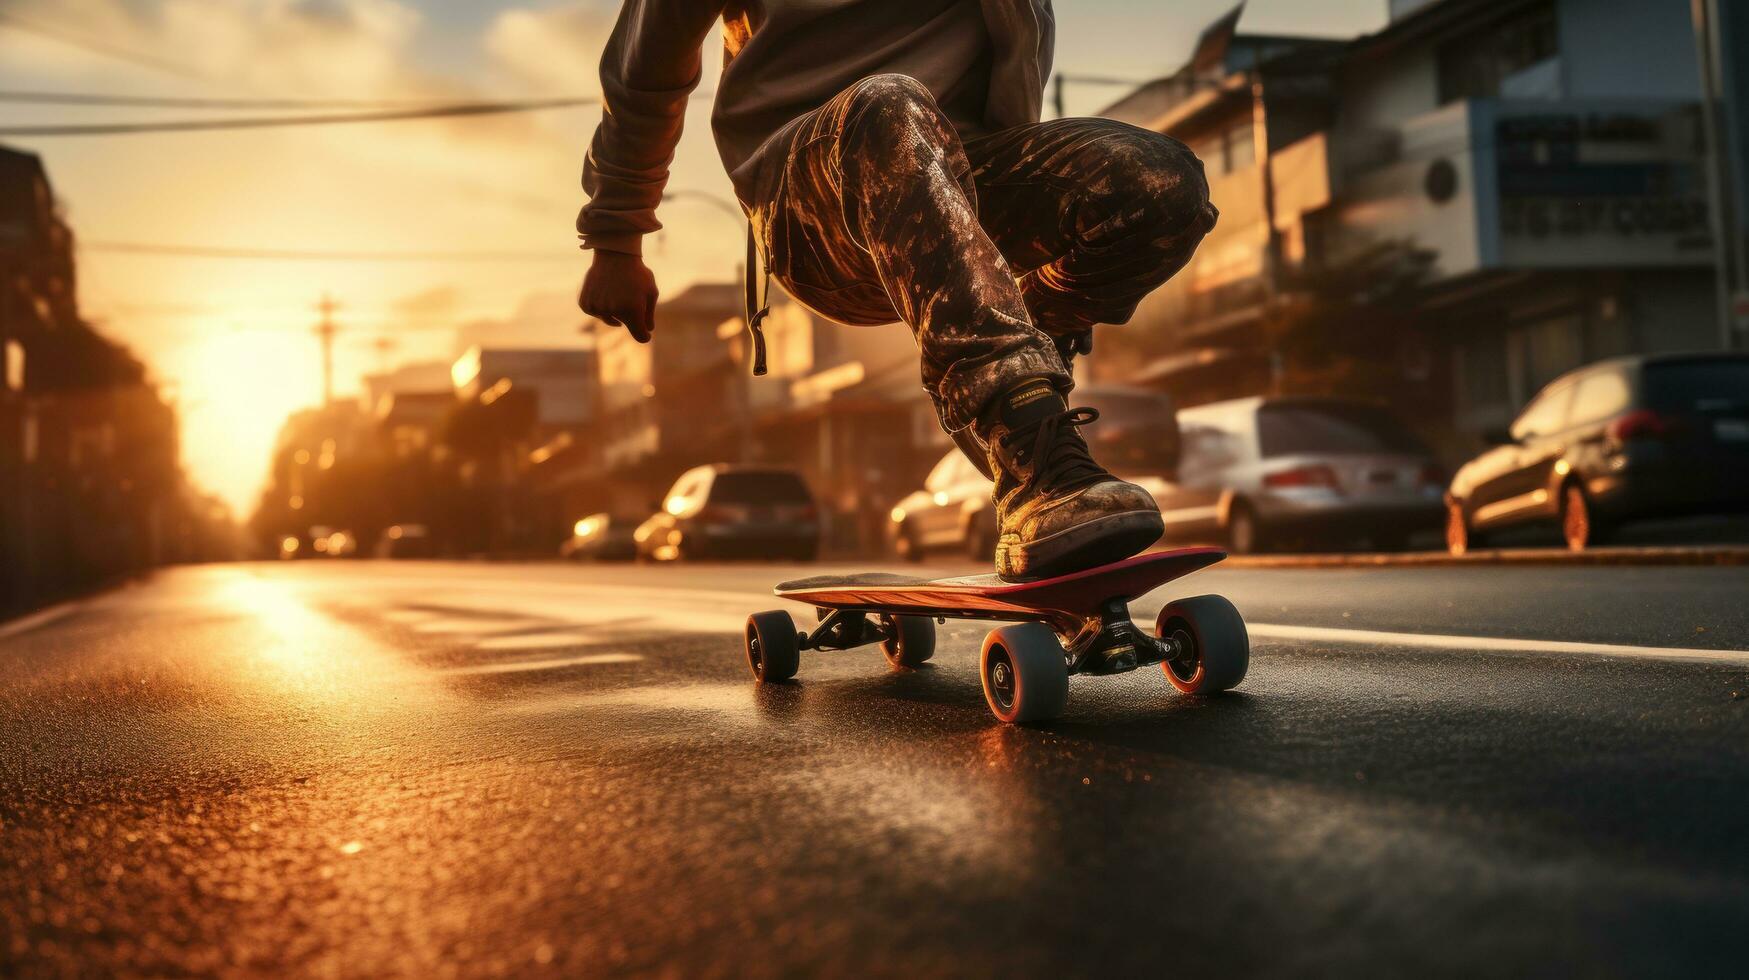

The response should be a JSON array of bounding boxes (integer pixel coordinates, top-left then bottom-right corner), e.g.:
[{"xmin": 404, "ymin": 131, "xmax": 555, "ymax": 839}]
[
  {"xmin": 1446, "ymin": 353, "xmax": 1749, "ymax": 554},
  {"xmin": 888, "ymin": 385, "xmax": 1181, "ymax": 560},
  {"xmin": 302, "ymin": 525, "xmax": 357, "ymax": 558},
  {"xmin": 559, "ymin": 513, "xmax": 638, "ymax": 561},
  {"xmin": 634, "ymin": 465, "xmax": 820, "ymax": 561},
  {"xmin": 375, "ymin": 523, "xmax": 437, "ymax": 559},
  {"xmin": 1155, "ymin": 397, "xmax": 1446, "ymax": 553}
]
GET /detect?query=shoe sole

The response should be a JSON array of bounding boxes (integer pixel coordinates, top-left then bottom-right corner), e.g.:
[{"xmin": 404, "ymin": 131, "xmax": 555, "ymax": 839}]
[{"xmin": 998, "ymin": 510, "xmax": 1165, "ymax": 582}]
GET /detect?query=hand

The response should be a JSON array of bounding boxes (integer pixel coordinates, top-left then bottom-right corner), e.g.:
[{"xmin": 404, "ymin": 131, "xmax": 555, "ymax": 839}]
[{"xmin": 579, "ymin": 250, "xmax": 659, "ymax": 342}]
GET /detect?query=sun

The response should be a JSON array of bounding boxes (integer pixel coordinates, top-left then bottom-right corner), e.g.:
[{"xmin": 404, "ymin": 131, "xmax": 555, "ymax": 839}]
[{"xmin": 160, "ymin": 320, "xmax": 324, "ymax": 515}]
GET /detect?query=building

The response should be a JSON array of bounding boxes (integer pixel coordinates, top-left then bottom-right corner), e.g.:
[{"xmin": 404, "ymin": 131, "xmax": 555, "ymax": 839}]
[
  {"xmin": 361, "ymin": 360, "xmax": 455, "ymax": 459},
  {"xmin": 1, "ymin": 145, "xmax": 202, "ymax": 611},
  {"xmin": 579, "ymin": 280, "xmax": 944, "ymax": 553},
  {"xmin": 1103, "ymin": 0, "xmax": 1738, "ymax": 455},
  {"xmin": 590, "ymin": 282, "xmax": 748, "ymax": 515},
  {"xmin": 450, "ymin": 346, "xmax": 595, "ymax": 429},
  {"xmin": 1097, "ymin": 14, "xmax": 1346, "ymax": 405},
  {"xmin": 1331, "ymin": 0, "xmax": 1721, "ymax": 442},
  {"xmin": 747, "ymin": 298, "xmax": 939, "ymax": 552}
]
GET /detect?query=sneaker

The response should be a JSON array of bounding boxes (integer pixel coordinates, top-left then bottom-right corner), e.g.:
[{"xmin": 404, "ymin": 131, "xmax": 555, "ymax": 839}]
[{"xmin": 979, "ymin": 380, "xmax": 1164, "ymax": 581}]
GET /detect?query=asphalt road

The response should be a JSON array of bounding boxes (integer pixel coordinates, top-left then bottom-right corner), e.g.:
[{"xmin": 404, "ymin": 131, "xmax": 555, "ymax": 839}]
[{"xmin": 3, "ymin": 558, "xmax": 1748, "ymax": 977}]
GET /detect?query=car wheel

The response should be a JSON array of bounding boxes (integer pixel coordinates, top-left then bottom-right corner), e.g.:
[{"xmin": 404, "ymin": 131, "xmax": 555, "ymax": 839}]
[
  {"xmin": 1560, "ymin": 483, "xmax": 1603, "ymax": 552},
  {"xmin": 1445, "ymin": 499, "xmax": 1480, "ymax": 556},
  {"xmin": 1226, "ymin": 502, "xmax": 1264, "ymax": 555}
]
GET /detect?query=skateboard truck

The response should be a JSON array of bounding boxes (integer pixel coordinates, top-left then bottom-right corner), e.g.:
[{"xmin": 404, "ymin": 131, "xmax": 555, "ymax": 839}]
[
  {"xmin": 1064, "ymin": 599, "xmax": 1149, "ymax": 675},
  {"xmin": 797, "ymin": 607, "xmax": 884, "ymax": 652}
]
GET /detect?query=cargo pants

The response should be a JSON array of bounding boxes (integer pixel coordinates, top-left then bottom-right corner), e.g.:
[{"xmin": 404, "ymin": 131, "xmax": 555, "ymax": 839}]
[{"xmin": 748, "ymin": 73, "xmax": 1219, "ymax": 435}]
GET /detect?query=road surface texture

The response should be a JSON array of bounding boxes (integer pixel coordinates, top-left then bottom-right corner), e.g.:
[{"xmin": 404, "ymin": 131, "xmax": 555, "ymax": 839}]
[{"xmin": 4, "ymin": 559, "xmax": 1748, "ymax": 977}]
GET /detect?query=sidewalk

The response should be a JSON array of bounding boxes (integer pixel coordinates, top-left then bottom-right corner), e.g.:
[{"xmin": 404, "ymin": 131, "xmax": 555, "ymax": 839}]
[{"xmin": 1217, "ymin": 545, "xmax": 1749, "ymax": 569}]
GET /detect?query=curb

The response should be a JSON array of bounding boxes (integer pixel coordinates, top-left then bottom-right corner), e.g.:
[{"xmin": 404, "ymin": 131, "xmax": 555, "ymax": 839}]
[{"xmin": 1213, "ymin": 546, "xmax": 1749, "ymax": 569}]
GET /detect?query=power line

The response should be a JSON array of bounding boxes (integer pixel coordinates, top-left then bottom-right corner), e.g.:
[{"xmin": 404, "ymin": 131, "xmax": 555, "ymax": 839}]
[
  {"xmin": 0, "ymin": 96, "xmax": 598, "ymax": 136},
  {"xmin": 82, "ymin": 240, "xmax": 577, "ymax": 263}
]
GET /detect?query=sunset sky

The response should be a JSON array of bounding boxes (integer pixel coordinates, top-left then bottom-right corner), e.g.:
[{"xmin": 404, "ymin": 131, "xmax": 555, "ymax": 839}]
[{"xmin": 0, "ymin": 0, "xmax": 1386, "ymax": 515}]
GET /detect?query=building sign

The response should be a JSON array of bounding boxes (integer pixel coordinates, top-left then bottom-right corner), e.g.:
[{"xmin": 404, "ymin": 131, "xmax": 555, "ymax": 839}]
[{"xmin": 1494, "ymin": 108, "xmax": 1712, "ymax": 267}]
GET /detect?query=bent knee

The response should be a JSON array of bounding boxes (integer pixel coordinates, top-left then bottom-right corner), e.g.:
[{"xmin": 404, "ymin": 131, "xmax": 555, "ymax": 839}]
[
  {"xmin": 848, "ymin": 73, "xmax": 938, "ymax": 113},
  {"xmin": 1099, "ymin": 126, "xmax": 1219, "ymax": 235}
]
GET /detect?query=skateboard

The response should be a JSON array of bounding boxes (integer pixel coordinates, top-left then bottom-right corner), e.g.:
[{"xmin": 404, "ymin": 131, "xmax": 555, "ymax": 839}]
[{"xmin": 744, "ymin": 546, "xmax": 1248, "ymax": 724}]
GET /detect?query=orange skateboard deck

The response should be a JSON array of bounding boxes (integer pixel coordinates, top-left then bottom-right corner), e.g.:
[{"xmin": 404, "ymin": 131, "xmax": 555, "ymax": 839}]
[
  {"xmin": 774, "ymin": 546, "xmax": 1226, "ymax": 636},
  {"xmin": 746, "ymin": 546, "xmax": 1247, "ymax": 722}
]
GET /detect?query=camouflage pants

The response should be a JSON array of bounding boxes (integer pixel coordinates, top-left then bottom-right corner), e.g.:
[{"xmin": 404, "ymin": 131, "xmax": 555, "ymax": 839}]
[{"xmin": 752, "ymin": 73, "xmax": 1219, "ymax": 432}]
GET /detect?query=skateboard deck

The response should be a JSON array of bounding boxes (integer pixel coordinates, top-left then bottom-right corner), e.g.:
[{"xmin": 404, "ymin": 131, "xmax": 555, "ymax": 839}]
[{"xmin": 775, "ymin": 546, "xmax": 1225, "ymax": 634}]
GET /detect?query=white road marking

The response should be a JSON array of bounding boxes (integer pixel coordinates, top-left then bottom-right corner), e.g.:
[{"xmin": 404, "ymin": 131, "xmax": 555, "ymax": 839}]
[
  {"xmin": 475, "ymin": 632, "xmax": 600, "ymax": 651},
  {"xmin": 347, "ymin": 576, "xmax": 1749, "ymax": 668},
  {"xmin": 0, "ymin": 601, "xmax": 79, "ymax": 641},
  {"xmin": 1248, "ymin": 622, "xmax": 1749, "ymax": 665},
  {"xmin": 412, "ymin": 616, "xmax": 548, "ymax": 635},
  {"xmin": 443, "ymin": 652, "xmax": 644, "ymax": 675}
]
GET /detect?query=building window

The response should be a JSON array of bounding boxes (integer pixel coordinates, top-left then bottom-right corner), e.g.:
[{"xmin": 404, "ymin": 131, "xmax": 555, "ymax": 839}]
[
  {"xmin": 1454, "ymin": 332, "xmax": 1511, "ymax": 427},
  {"xmin": 1437, "ymin": 2, "xmax": 1558, "ymax": 104},
  {"xmin": 1226, "ymin": 120, "xmax": 1256, "ymax": 171},
  {"xmin": 1189, "ymin": 118, "xmax": 1259, "ymax": 177}
]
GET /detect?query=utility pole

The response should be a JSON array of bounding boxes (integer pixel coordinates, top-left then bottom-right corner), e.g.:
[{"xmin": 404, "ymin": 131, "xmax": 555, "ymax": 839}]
[
  {"xmin": 1694, "ymin": 0, "xmax": 1743, "ymax": 349},
  {"xmin": 314, "ymin": 294, "xmax": 337, "ymax": 405}
]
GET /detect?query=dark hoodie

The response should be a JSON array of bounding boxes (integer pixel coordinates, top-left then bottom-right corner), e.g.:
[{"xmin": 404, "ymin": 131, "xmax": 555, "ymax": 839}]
[{"xmin": 578, "ymin": 0, "xmax": 1055, "ymax": 256}]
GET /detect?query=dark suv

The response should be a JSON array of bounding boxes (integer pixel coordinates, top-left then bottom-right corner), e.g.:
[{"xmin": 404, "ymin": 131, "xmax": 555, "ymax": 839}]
[
  {"xmin": 634, "ymin": 465, "xmax": 821, "ymax": 561},
  {"xmin": 1446, "ymin": 353, "xmax": 1749, "ymax": 553}
]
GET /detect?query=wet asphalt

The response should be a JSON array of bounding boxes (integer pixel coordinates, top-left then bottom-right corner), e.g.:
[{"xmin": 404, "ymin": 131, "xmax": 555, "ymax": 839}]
[{"xmin": 2, "ymin": 559, "xmax": 1748, "ymax": 977}]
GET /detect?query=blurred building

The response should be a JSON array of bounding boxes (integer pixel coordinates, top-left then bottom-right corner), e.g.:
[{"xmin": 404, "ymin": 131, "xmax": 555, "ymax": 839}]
[
  {"xmin": 363, "ymin": 361, "xmax": 456, "ymax": 459},
  {"xmin": 576, "ymin": 282, "xmax": 940, "ymax": 554},
  {"xmin": 592, "ymin": 282, "xmax": 743, "ymax": 493},
  {"xmin": 252, "ymin": 401, "xmax": 379, "ymax": 557},
  {"xmin": 451, "ymin": 346, "xmax": 595, "ymax": 427},
  {"xmin": 1103, "ymin": 0, "xmax": 1741, "ymax": 454},
  {"xmin": 747, "ymin": 299, "xmax": 941, "ymax": 553},
  {"xmin": 1, "ymin": 145, "xmax": 220, "ymax": 615},
  {"xmin": 447, "ymin": 345, "xmax": 597, "ymax": 551}
]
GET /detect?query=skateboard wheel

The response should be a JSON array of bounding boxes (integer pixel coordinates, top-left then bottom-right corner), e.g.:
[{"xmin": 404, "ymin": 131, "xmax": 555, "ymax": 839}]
[
  {"xmin": 980, "ymin": 623, "xmax": 1068, "ymax": 724},
  {"xmin": 746, "ymin": 610, "xmax": 800, "ymax": 683},
  {"xmin": 1156, "ymin": 595, "xmax": 1248, "ymax": 694},
  {"xmin": 880, "ymin": 614, "xmax": 935, "ymax": 668}
]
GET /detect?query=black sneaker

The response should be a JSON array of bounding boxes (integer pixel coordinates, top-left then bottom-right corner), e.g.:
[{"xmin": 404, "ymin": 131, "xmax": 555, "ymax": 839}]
[{"xmin": 978, "ymin": 381, "xmax": 1163, "ymax": 581}]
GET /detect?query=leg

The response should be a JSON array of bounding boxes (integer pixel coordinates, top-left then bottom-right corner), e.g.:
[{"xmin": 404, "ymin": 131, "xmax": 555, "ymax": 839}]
[
  {"xmin": 754, "ymin": 80, "xmax": 1166, "ymax": 581},
  {"xmin": 758, "ymin": 74, "xmax": 1068, "ymax": 432},
  {"xmin": 964, "ymin": 118, "xmax": 1219, "ymax": 353}
]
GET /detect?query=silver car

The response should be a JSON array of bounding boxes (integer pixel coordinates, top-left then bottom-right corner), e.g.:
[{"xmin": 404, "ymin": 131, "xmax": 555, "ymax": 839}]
[{"xmin": 1155, "ymin": 397, "xmax": 1446, "ymax": 553}]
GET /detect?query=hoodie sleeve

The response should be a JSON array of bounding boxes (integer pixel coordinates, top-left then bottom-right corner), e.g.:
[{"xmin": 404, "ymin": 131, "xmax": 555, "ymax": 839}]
[{"xmin": 577, "ymin": 0, "xmax": 725, "ymax": 256}]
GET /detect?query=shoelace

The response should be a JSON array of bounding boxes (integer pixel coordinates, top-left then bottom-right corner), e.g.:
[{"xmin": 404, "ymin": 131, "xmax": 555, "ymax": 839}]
[{"xmin": 1000, "ymin": 407, "xmax": 1113, "ymax": 495}]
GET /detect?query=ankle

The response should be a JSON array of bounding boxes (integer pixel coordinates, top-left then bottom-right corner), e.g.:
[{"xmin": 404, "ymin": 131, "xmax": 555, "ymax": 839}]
[{"xmin": 981, "ymin": 379, "xmax": 1066, "ymax": 436}]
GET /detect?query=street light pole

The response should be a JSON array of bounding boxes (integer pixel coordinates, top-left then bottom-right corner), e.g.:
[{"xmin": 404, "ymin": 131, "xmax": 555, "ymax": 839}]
[
  {"xmin": 660, "ymin": 190, "xmax": 754, "ymax": 461},
  {"xmin": 1693, "ymin": 0, "xmax": 1743, "ymax": 350}
]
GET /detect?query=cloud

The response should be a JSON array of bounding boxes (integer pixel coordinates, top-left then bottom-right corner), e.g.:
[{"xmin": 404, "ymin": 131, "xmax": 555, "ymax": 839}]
[
  {"xmin": 6, "ymin": 0, "xmax": 440, "ymax": 95},
  {"xmin": 483, "ymin": 2, "xmax": 618, "ymax": 94},
  {"xmin": 392, "ymin": 284, "xmax": 461, "ymax": 318}
]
